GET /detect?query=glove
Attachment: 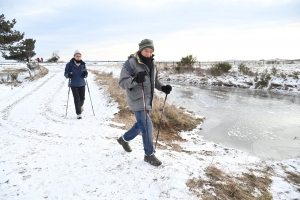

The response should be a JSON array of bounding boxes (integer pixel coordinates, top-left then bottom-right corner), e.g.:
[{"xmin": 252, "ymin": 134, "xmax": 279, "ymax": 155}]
[
  {"xmin": 82, "ymin": 70, "xmax": 88, "ymax": 78},
  {"xmin": 68, "ymin": 72, "xmax": 73, "ymax": 78},
  {"xmin": 134, "ymin": 71, "xmax": 147, "ymax": 83},
  {"xmin": 161, "ymin": 85, "xmax": 172, "ymax": 94}
]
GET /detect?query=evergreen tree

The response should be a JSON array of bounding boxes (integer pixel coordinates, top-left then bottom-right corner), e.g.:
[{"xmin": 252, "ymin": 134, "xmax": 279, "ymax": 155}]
[
  {"xmin": 3, "ymin": 39, "xmax": 37, "ymax": 77},
  {"xmin": 2, "ymin": 39, "xmax": 36, "ymax": 63},
  {"xmin": 0, "ymin": 14, "xmax": 24, "ymax": 52}
]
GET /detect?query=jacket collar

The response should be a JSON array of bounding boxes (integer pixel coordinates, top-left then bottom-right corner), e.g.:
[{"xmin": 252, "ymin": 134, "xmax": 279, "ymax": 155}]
[
  {"xmin": 70, "ymin": 58, "xmax": 86, "ymax": 65},
  {"xmin": 131, "ymin": 52, "xmax": 154, "ymax": 65}
]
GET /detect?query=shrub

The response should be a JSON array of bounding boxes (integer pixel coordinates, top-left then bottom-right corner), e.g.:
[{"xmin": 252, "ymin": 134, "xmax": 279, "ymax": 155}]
[
  {"xmin": 177, "ymin": 55, "xmax": 197, "ymax": 70},
  {"xmin": 238, "ymin": 63, "xmax": 246, "ymax": 73},
  {"xmin": 241, "ymin": 66, "xmax": 252, "ymax": 75},
  {"xmin": 215, "ymin": 62, "xmax": 232, "ymax": 73},
  {"xmin": 174, "ymin": 66, "xmax": 181, "ymax": 73},
  {"xmin": 10, "ymin": 73, "xmax": 18, "ymax": 82},
  {"xmin": 47, "ymin": 56, "xmax": 58, "ymax": 63},
  {"xmin": 271, "ymin": 67, "xmax": 277, "ymax": 76},
  {"xmin": 266, "ymin": 60, "xmax": 279, "ymax": 64},
  {"xmin": 207, "ymin": 66, "xmax": 224, "ymax": 76},
  {"xmin": 47, "ymin": 51, "xmax": 60, "ymax": 63}
]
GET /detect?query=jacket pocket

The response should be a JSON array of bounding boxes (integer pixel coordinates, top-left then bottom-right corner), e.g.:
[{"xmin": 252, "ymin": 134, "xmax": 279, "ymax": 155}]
[{"xmin": 126, "ymin": 86, "xmax": 142, "ymax": 101}]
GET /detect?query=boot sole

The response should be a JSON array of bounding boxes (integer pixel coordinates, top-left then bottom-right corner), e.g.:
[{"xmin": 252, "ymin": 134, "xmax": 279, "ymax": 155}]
[{"xmin": 144, "ymin": 159, "xmax": 162, "ymax": 166}]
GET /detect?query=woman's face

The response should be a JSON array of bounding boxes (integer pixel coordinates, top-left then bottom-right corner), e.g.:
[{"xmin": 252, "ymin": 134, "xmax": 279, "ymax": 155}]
[
  {"xmin": 141, "ymin": 48, "xmax": 153, "ymax": 58},
  {"xmin": 74, "ymin": 54, "xmax": 82, "ymax": 60}
]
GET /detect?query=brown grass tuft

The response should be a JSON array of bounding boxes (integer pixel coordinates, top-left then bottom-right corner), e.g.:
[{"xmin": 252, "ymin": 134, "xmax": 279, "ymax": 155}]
[
  {"xmin": 285, "ymin": 171, "xmax": 300, "ymax": 186},
  {"xmin": 187, "ymin": 165, "xmax": 273, "ymax": 199},
  {"xmin": 92, "ymin": 70, "xmax": 203, "ymax": 146},
  {"xmin": 32, "ymin": 66, "xmax": 49, "ymax": 80}
]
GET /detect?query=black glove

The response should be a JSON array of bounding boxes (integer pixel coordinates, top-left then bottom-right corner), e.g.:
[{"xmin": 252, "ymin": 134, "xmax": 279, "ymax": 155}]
[
  {"xmin": 68, "ymin": 72, "xmax": 73, "ymax": 78},
  {"xmin": 134, "ymin": 71, "xmax": 147, "ymax": 83},
  {"xmin": 82, "ymin": 70, "xmax": 88, "ymax": 78},
  {"xmin": 161, "ymin": 85, "xmax": 172, "ymax": 94}
]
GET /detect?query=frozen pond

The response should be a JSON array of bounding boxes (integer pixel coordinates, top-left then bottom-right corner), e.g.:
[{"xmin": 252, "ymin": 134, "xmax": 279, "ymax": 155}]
[{"xmin": 164, "ymin": 84, "xmax": 300, "ymax": 160}]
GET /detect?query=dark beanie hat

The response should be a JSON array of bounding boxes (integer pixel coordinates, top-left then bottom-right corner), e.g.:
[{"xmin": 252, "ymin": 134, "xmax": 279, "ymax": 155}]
[{"xmin": 139, "ymin": 39, "xmax": 154, "ymax": 52}]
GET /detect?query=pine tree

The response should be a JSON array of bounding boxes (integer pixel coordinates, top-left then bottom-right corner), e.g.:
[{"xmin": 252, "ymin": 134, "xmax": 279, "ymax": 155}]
[
  {"xmin": 2, "ymin": 39, "xmax": 36, "ymax": 63},
  {"xmin": 0, "ymin": 14, "xmax": 24, "ymax": 52},
  {"xmin": 3, "ymin": 38, "xmax": 37, "ymax": 77}
]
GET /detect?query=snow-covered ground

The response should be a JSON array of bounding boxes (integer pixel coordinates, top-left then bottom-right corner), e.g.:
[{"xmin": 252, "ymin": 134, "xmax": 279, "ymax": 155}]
[
  {"xmin": 158, "ymin": 63, "xmax": 300, "ymax": 93},
  {"xmin": 0, "ymin": 63, "xmax": 299, "ymax": 199}
]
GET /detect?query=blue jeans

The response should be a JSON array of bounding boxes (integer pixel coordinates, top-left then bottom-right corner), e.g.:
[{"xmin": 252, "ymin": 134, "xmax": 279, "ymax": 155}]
[{"xmin": 123, "ymin": 110, "xmax": 154, "ymax": 156}]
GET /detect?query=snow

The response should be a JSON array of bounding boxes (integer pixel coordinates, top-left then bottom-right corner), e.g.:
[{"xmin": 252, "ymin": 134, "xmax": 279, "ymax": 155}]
[
  {"xmin": 0, "ymin": 63, "xmax": 299, "ymax": 199},
  {"xmin": 158, "ymin": 63, "xmax": 300, "ymax": 93}
]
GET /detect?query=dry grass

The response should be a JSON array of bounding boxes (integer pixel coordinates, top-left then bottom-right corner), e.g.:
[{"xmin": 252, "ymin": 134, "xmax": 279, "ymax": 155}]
[
  {"xmin": 285, "ymin": 171, "xmax": 300, "ymax": 186},
  {"xmin": 187, "ymin": 165, "xmax": 273, "ymax": 199},
  {"xmin": 92, "ymin": 70, "xmax": 203, "ymax": 145},
  {"xmin": 31, "ymin": 66, "xmax": 49, "ymax": 80},
  {"xmin": 280, "ymin": 164, "xmax": 300, "ymax": 191}
]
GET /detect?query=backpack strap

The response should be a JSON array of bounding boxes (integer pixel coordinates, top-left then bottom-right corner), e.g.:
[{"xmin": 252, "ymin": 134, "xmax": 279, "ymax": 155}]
[{"xmin": 124, "ymin": 59, "xmax": 135, "ymax": 76}]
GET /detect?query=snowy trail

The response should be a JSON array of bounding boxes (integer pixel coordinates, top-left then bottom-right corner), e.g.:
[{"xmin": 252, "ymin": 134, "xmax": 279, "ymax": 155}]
[
  {"xmin": 1, "ymin": 64, "xmax": 299, "ymax": 199},
  {"xmin": 0, "ymin": 65, "xmax": 199, "ymax": 199}
]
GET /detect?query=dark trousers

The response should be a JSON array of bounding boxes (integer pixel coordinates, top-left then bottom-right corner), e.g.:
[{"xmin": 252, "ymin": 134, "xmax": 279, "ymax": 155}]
[{"xmin": 71, "ymin": 86, "xmax": 85, "ymax": 114}]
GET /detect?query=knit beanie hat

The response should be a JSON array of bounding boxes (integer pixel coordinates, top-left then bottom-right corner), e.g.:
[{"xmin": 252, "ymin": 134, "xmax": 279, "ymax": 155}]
[
  {"xmin": 139, "ymin": 39, "xmax": 154, "ymax": 52},
  {"xmin": 74, "ymin": 50, "xmax": 81, "ymax": 56}
]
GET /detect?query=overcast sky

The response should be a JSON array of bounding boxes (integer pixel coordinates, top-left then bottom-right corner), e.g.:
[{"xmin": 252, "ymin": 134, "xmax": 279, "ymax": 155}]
[{"xmin": 1, "ymin": 0, "xmax": 299, "ymax": 61}]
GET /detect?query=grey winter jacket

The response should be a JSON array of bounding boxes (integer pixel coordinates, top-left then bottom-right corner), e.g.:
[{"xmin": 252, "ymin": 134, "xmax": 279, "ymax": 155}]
[{"xmin": 119, "ymin": 52, "xmax": 164, "ymax": 111}]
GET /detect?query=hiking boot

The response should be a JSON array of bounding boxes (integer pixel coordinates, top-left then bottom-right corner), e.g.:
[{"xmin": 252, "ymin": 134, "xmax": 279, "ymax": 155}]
[
  {"xmin": 77, "ymin": 114, "xmax": 82, "ymax": 119},
  {"xmin": 144, "ymin": 154, "xmax": 162, "ymax": 166},
  {"xmin": 117, "ymin": 136, "xmax": 132, "ymax": 152}
]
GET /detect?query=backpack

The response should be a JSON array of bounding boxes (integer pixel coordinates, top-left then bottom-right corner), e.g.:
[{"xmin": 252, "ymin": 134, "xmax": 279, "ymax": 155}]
[{"xmin": 124, "ymin": 59, "xmax": 135, "ymax": 76}]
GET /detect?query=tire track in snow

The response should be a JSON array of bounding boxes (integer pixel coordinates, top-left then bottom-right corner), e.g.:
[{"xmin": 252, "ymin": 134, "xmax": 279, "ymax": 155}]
[
  {"xmin": 40, "ymin": 77, "xmax": 68, "ymax": 124},
  {"xmin": 0, "ymin": 73, "xmax": 55, "ymax": 121}
]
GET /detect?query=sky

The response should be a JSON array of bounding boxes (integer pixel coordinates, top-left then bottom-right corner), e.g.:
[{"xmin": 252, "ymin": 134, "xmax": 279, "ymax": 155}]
[{"xmin": 1, "ymin": 0, "xmax": 300, "ymax": 62}]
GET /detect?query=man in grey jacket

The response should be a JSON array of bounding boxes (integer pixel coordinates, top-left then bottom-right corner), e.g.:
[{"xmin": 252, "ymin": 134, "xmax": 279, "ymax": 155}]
[{"xmin": 118, "ymin": 39, "xmax": 172, "ymax": 166}]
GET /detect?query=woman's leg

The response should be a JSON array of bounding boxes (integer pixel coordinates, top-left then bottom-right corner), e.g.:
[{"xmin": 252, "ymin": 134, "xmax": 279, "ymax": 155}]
[
  {"xmin": 71, "ymin": 87, "xmax": 81, "ymax": 114},
  {"xmin": 77, "ymin": 86, "xmax": 85, "ymax": 107}
]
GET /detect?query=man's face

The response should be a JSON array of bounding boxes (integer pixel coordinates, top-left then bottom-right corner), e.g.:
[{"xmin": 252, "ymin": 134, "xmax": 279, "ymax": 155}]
[{"xmin": 141, "ymin": 48, "xmax": 153, "ymax": 58}]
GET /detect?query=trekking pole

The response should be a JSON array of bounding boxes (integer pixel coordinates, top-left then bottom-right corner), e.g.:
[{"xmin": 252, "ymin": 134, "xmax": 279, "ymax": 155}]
[
  {"xmin": 85, "ymin": 78, "xmax": 95, "ymax": 116},
  {"xmin": 141, "ymin": 82, "xmax": 151, "ymax": 155},
  {"xmin": 155, "ymin": 93, "xmax": 168, "ymax": 149},
  {"xmin": 66, "ymin": 75, "xmax": 72, "ymax": 116}
]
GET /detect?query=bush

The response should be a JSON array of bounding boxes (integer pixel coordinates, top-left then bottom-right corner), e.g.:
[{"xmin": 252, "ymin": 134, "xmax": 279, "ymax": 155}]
[
  {"xmin": 215, "ymin": 62, "xmax": 232, "ymax": 73},
  {"xmin": 207, "ymin": 66, "xmax": 224, "ymax": 76},
  {"xmin": 47, "ymin": 51, "xmax": 60, "ymax": 63},
  {"xmin": 10, "ymin": 73, "xmax": 18, "ymax": 82},
  {"xmin": 174, "ymin": 66, "xmax": 181, "ymax": 73},
  {"xmin": 47, "ymin": 56, "xmax": 59, "ymax": 63},
  {"xmin": 271, "ymin": 67, "xmax": 277, "ymax": 76},
  {"xmin": 177, "ymin": 55, "xmax": 197, "ymax": 70},
  {"xmin": 238, "ymin": 63, "xmax": 246, "ymax": 73},
  {"xmin": 266, "ymin": 60, "xmax": 279, "ymax": 64}
]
